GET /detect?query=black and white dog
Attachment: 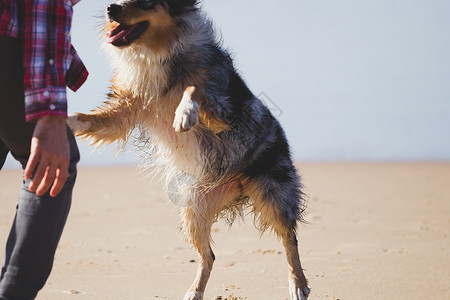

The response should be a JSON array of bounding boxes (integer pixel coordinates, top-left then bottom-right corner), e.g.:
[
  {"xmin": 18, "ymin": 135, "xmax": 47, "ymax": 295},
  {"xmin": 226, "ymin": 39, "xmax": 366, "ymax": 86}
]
[{"xmin": 68, "ymin": 1, "xmax": 310, "ymax": 299}]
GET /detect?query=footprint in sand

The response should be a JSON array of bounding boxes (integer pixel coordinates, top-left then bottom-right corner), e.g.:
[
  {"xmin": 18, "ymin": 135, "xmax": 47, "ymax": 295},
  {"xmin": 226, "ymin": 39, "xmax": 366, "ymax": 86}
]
[
  {"xmin": 215, "ymin": 294, "xmax": 247, "ymax": 300},
  {"xmin": 62, "ymin": 289, "xmax": 83, "ymax": 295}
]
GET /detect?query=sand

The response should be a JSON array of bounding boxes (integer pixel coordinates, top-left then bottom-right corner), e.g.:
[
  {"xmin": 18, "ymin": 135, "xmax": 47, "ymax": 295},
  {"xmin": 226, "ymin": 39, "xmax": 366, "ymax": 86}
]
[{"xmin": 0, "ymin": 163, "xmax": 449, "ymax": 300}]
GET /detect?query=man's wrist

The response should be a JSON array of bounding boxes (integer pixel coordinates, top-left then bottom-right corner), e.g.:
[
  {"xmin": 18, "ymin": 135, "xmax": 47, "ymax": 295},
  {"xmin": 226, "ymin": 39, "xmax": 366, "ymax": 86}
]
[{"xmin": 36, "ymin": 115, "xmax": 68, "ymax": 127}]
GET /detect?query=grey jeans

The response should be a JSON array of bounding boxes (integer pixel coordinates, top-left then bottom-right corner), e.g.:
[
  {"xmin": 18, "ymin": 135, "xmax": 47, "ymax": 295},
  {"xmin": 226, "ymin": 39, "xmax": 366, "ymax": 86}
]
[{"xmin": 0, "ymin": 36, "xmax": 80, "ymax": 300}]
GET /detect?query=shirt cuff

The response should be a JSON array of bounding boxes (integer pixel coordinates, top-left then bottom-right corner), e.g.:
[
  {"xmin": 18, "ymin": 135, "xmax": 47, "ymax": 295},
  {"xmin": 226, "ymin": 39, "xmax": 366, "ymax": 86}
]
[{"xmin": 25, "ymin": 87, "xmax": 68, "ymax": 122}]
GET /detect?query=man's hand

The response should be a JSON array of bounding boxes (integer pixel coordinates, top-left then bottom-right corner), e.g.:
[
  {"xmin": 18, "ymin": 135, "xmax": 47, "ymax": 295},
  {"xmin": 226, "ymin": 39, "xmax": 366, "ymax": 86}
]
[{"xmin": 24, "ymin": 116, "xmax": 70, "ymax": 197}]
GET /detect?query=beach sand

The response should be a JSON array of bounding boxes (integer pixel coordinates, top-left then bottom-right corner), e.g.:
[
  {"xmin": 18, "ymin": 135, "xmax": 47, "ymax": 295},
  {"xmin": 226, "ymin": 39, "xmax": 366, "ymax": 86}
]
[{"xmin": 1, "ymin": 163, "xmax": 449, "ymax": 300}]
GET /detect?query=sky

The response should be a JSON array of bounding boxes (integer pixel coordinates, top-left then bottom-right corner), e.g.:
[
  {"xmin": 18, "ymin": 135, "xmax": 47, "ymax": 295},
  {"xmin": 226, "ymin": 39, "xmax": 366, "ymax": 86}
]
[{"xmin": 4, "ymin": 0, "xmax": 450, "ymax": 168}]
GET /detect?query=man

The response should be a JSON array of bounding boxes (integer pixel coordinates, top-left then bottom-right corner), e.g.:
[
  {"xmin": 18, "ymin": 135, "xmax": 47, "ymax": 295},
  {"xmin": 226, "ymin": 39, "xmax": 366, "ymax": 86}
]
[{"xmin": 0, "ymin": 0, "xmax": 87, "ymax": 299}]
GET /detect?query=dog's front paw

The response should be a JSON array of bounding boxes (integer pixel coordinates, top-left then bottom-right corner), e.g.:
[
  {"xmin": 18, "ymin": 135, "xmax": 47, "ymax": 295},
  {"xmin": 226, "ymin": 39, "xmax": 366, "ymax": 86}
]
[
  {"xmin": 67, "ymin": 114, "xmax": 91, "ymax": 135},
  {"xmin": 183, "ymin": 291, "xmax": 203, "ymax": 300},
  {"xmin": 289, "ymin": 278, "xmax": 310, "ymax": 300},
  {"xmin": 173, "ymin": 100, "xmax": 199, "ymax": 132}
]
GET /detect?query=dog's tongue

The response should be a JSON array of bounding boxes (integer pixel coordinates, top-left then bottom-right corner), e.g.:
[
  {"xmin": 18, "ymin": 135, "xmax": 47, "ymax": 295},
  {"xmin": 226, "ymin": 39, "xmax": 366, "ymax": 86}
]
[{"xmin": 106, "ymin": 22, "xmax": 148, "ymax": 46}]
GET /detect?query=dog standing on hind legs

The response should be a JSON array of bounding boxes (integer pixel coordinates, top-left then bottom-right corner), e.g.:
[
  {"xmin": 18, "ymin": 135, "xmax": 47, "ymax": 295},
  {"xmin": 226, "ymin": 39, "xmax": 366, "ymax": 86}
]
[{"xmin": 68, "ymin": 1, "xmax": 310, "ymax": 299}]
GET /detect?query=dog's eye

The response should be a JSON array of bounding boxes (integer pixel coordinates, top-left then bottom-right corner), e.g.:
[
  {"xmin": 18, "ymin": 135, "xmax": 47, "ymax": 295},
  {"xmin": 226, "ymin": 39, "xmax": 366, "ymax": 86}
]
[{"xmin": 140, "ymin": 0, "xmax": 156, "ymax": 10}]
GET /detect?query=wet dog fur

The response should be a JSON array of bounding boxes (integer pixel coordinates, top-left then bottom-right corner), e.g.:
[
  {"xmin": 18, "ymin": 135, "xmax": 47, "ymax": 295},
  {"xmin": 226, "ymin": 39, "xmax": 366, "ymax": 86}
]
[{"xmin": 68, "ymin": 1, "xmax": 310, "ymax": 299}]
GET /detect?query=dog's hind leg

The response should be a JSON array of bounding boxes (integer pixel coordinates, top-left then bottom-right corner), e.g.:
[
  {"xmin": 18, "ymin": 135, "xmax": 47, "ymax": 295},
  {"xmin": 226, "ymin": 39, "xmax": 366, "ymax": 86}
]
[
  {"xmin": 247, "ymin": 173, "xmax": 310, "ymax": 300},
  {"xmin": 283, "ymin": 229, "xmax": 310, "ymax": 300},
  {"xmin": 180, "ymin": 206, "xmax": 215, "ymax": 300},
  {"xmin": 178, "ymin": 183, "xmax": 241, "ymax": 300}
]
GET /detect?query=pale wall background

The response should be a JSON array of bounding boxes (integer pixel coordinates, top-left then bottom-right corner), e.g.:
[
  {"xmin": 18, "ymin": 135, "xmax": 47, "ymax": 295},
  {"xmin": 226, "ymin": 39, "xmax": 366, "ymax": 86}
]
[{"xmin": 4, "ymin": 0, "xmax": 450, "ymax": 168}]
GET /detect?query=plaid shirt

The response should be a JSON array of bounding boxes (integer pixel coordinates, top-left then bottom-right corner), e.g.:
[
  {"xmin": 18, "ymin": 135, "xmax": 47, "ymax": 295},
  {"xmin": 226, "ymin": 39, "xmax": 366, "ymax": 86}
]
[{"xmin": 0, "ymin": 0, "xmax": 88, "ymax": 121}]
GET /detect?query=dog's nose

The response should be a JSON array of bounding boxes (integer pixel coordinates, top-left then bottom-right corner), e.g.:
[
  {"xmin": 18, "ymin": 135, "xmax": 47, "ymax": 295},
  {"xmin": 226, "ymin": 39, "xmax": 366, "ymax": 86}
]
[{"xmin": 107, "ymin": 4, "xmax": 122, "ymax": 18}]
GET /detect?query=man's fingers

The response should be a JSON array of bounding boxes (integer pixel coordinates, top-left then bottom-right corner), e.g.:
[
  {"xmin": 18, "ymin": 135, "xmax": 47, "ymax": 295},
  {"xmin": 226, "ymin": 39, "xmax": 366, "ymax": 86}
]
[
  {"xmin": 28, "ymin": 156, "xmax": 49, "ymax": 193},
  {"xmin": 49, "ymin": 167, "xmax": 69, "ymax": 197},
  {"xmin": 36, "ymin": 164, "xmax": 57, "ymax": 196},
  {"xmin": 24, "ymin": 146, "xmax": 39, "ymax": 180}
]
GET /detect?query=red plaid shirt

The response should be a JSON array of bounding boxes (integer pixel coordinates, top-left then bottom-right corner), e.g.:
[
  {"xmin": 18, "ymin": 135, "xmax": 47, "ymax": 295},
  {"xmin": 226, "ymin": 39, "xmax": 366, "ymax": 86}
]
[{"xmin": 0, "ymin": 0, "xmax": 88, "ymax": 121}]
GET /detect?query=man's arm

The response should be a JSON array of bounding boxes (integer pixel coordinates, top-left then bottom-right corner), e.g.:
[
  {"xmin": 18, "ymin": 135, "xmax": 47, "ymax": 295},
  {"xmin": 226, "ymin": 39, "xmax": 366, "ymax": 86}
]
[
  {"xmin": 22, "ymin": 0, "xmax": 75, "ymax": 196},
  {"xmin": 22, "ymin": 0, "xmax": 74, "ymax": 121}
]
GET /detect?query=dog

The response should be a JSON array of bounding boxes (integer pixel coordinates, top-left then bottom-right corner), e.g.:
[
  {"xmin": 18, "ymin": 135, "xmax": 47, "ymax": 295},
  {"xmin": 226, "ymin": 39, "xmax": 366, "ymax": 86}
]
[{"xmin": 68, "ymin": 1, "xmax": 310, "ymax": 299}]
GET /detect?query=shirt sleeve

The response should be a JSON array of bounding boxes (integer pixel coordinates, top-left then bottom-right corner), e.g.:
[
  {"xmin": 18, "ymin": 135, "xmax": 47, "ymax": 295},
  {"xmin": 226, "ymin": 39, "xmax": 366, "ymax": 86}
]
[{"xmin": 22, "ymin": 0, "xmax": 74, "ymax": 121}]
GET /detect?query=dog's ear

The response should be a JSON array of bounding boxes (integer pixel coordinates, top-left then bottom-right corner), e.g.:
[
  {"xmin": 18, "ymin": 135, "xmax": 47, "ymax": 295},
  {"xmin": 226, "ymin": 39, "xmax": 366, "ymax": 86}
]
[{"xmin": 162, "ymin": 0, "xmax": 198, "ymax": 16}]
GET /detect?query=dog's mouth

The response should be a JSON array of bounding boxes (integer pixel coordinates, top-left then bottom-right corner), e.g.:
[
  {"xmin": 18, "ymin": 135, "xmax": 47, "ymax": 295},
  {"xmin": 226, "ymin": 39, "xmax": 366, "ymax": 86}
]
[{"xmin": 106, "ymin": 21, "xmax": 149, "ymax": 47}]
